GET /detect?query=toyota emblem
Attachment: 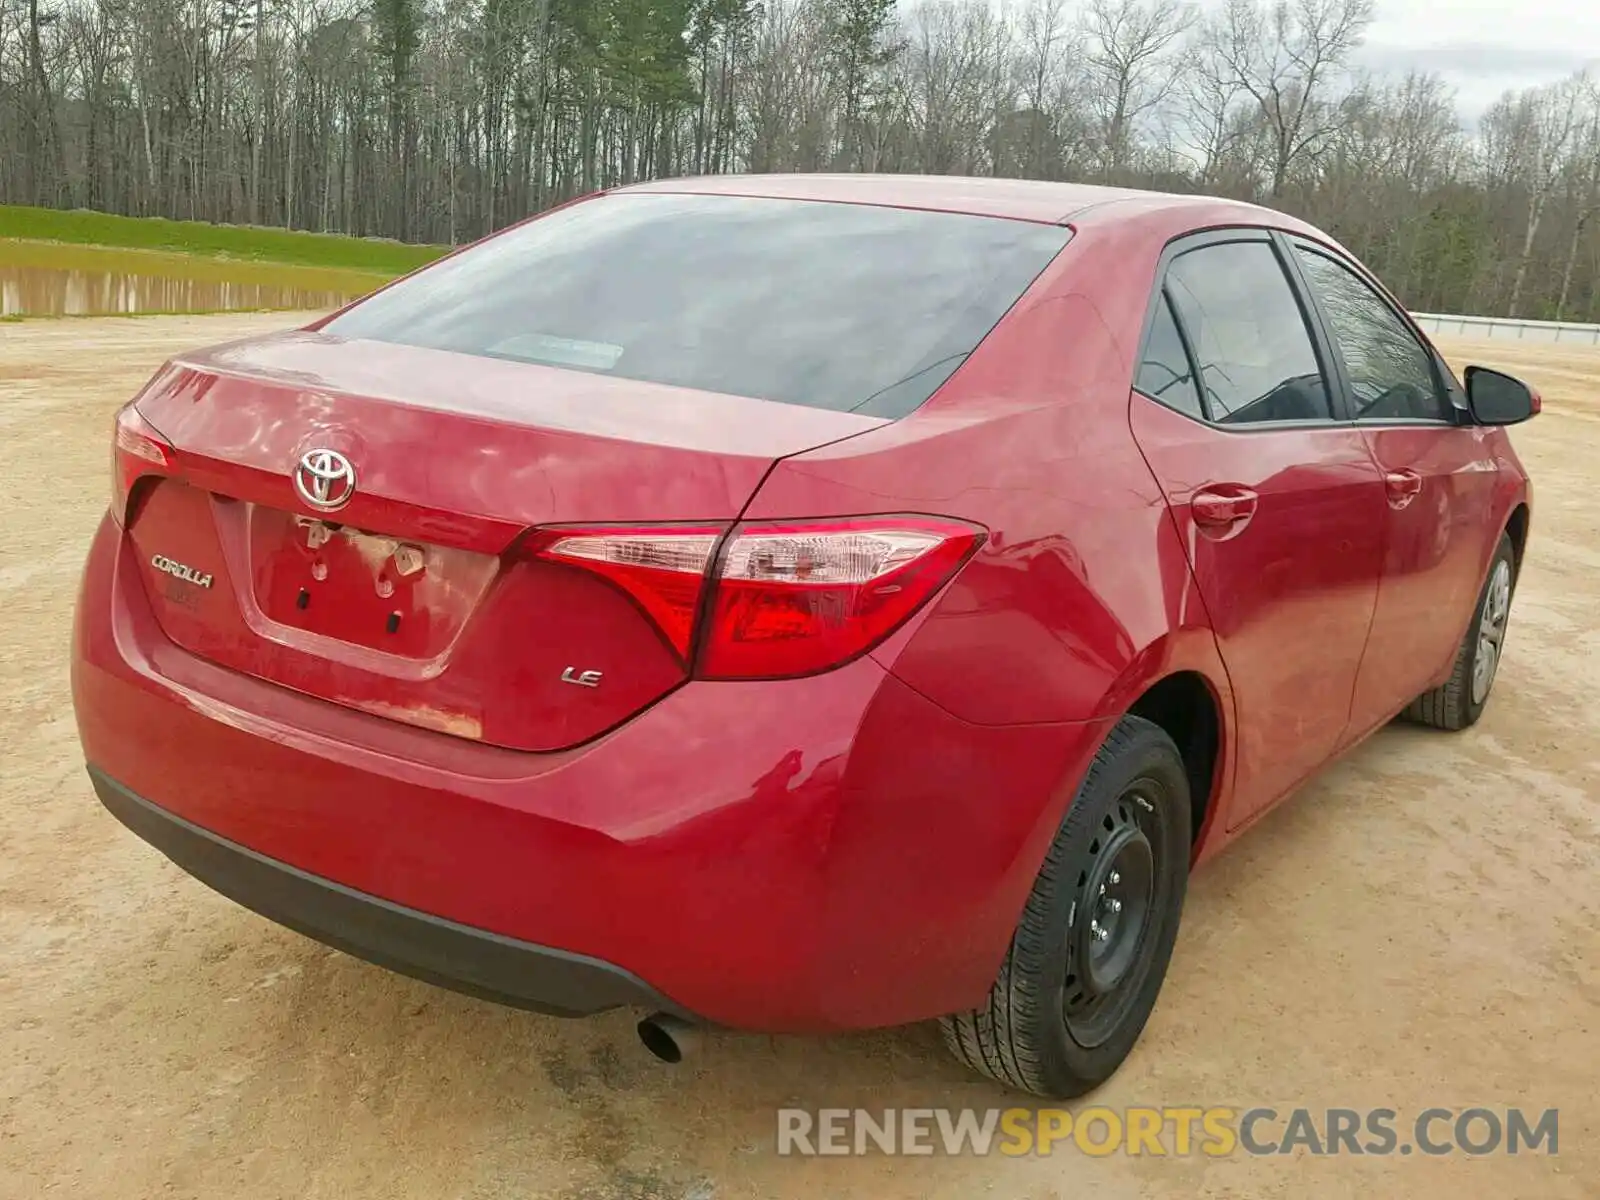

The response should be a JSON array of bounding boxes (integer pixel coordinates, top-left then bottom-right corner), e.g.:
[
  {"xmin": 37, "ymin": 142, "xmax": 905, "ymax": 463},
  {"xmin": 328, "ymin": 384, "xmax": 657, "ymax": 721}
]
[{"xmin": 293, "ymin": 448, "xmax": 357, "ymax": 512}]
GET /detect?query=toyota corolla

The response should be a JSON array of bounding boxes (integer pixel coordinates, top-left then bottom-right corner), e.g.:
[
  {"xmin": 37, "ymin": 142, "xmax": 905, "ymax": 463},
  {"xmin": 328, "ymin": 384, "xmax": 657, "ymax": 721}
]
[{"xmin": 71, "ymin": 174, "xmax": 1537, "ymax": 1097}]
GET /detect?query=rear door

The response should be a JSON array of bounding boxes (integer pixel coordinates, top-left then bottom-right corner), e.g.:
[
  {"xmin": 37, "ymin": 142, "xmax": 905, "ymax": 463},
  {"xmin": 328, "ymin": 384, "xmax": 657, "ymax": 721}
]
[
  {"xmin": 1128, "ymin": 231, "xmax": 1389, "ymax": 828},
  {"xmin": 1285, "ymin": 239, "xmax": 1502, "ymax": 728}
]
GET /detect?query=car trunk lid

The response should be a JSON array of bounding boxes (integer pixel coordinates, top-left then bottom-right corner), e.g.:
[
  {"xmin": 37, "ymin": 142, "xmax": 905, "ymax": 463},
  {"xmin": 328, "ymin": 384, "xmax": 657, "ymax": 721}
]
[{"xmin": 121, "ymin": 330, "xmax": 885, "ymax": 750}]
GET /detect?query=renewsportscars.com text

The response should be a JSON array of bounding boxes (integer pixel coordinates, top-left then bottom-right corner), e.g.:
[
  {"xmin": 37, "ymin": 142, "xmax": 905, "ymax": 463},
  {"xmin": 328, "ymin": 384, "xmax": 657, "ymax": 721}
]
[{"xmin": 776, "ymin": 1106, "xmax": 1558, "ymax": 1158}]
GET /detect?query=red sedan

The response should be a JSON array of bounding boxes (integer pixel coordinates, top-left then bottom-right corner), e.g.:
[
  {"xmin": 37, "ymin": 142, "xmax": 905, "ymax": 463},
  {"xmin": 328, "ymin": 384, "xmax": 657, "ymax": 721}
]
[{"xmin": 72, "ymin": 175, "xmax": 1537, "ymax": 1098}]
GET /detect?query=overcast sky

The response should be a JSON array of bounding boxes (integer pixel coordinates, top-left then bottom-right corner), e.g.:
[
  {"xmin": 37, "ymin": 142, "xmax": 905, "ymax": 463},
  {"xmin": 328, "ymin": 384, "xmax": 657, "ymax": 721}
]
[
  {"xmin": 1357, "ymin": 0, "xmax": 1600, "ymax": 119},
  {"xmin": 976, "ymin": 0, "xmax": 1599, "ymax": 127}
]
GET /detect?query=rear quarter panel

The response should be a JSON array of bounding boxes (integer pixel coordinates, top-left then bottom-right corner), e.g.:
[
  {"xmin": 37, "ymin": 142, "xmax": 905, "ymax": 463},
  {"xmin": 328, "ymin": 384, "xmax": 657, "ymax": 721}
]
[
  {"xmin": 746, "ymin": 211, "xmax": 1247, "ymax": 895},
  {"xmin": 747, "ymin": 209, "xmax": 1241, "ymax": 732},
  {"xmin": 742, "ymin": 208, "xmax": 1268, "ymax": 979}
]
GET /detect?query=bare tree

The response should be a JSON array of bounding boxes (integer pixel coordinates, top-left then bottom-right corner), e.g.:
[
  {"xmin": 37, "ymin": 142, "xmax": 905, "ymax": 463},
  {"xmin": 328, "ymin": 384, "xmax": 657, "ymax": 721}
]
[
  {"xmin": 2, "ymin": 0, "xmax": 1600, "ymax": 323},
  {"xmin": 1081, "ymin": 0, "xmax": 1194, "ymax": 180},
  {"xmin": 1005, "ymin": 0, "xmax": 1076, "ymax": 179},
  {"xmin": 1176, "ymin": 20, "xmax": 1252, "ymax": 189},
  {"xmin": 821, "ymin": 0, "xmax": 897, "ymax": 170},
  {"xmin": 897, "ymin": 0, "xmax": 1012, "ymax": 176},
  {"xmin": 1552, "ymin": 76, "xmax": 1600, "ymax": 320},
  {"xmin": 1483, "ymin": 73, "xmax": 1588, "ymax": 317},
  {"xmin": 1209, "ymin": 0, "xmax": 1375, "ymax": 199}
]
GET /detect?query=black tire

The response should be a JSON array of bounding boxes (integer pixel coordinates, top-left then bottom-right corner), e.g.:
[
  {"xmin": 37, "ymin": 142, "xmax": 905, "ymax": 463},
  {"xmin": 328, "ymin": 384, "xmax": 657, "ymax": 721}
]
[
  {"xmin": 940, "ymin": 715, "xmax": 1190, "ymax": 1098},
  {"xmin": 1404, "ymin": 533, "xmax": 1516, "ymax": 732}
]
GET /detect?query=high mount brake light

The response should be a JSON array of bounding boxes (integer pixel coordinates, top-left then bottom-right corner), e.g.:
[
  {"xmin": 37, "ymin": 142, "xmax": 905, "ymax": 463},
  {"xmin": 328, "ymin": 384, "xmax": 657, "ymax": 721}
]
[
  {"xmin": 530, "ymin": 516, "xmax": 984, "ymax": 677},
  {"xmin": 112, "ymin": 404, "xmax": 174, "ymax": 524}
]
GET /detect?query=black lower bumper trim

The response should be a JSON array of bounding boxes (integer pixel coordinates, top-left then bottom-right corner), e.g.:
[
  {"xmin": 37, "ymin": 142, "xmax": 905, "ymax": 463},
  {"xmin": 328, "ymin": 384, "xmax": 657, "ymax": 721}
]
[{"xmin": 90, "ymin": 768, "xmax": 692, "ymax": 1020}]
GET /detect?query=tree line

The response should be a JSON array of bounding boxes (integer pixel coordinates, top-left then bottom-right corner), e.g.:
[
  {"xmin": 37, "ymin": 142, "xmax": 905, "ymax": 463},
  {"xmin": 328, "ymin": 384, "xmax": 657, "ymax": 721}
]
[{"xmin": 2, "ymin": 0, "xmax": 1598, "ymax": 320}]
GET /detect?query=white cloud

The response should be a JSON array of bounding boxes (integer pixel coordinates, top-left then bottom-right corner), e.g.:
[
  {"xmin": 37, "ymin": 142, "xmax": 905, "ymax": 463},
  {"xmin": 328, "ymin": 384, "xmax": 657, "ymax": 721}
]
[{"xmin": 1358, "ymin": 0, "xmax": 1599, "ymax": 119}]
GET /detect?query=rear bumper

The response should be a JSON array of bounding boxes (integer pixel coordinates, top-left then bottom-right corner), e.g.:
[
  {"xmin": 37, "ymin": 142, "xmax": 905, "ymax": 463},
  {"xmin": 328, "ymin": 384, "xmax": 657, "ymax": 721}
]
[
  {"xmin": 91, "ymin": 769, "xmax": 688, "ymax": 1019},
  {"xmin": 73, "ymin": 513, "xmax": 1109, "ymax": 1032}
]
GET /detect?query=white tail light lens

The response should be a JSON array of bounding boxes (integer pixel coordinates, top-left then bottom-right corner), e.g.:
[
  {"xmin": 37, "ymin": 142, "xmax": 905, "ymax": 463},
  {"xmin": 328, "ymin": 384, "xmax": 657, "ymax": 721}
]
[
  {"xmin": 111, "ymin": 403, "xmax": 174, "ymax": 524},
  {"xmin": 720, "ymin": 530, "xmax": 947, "ymax": 585}
]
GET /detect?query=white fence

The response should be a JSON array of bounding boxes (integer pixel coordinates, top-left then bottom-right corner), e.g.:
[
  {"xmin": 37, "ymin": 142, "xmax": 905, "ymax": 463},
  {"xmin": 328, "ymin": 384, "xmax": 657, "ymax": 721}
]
[{"xmin": 1412, "ymin": 312, "xmax": 1600, "ymax": 345}]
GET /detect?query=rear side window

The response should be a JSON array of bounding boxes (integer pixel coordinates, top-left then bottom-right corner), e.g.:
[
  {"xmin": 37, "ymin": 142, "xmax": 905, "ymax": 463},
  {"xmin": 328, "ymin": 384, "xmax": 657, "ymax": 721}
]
[
  {"xmin": 1165, "ymin": 241, "xmax": 1333, "ymax": 425},
  {"xmin": 323, "ymin": 193, "xmax": 1072, "ymax": 418},
  {"xmin": 1136, "ymin": 291, "xmax": 1205, "ymax": 420}
]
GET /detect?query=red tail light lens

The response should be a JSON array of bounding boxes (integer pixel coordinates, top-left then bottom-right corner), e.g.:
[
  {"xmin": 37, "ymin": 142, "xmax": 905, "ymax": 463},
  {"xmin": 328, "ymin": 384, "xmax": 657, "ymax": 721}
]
[
  {"xmin": 112, "ymin": 403, "xmax": 174, "ymax": 524},
  {"xmin": 700, "ymin": 517, "xmax": 984, "ymax": 679},
  {"xmin": 530, "ymin": 526, "xmax": 721, "ymax": 660},
  {"xmin": 526, "ymin": 516, "xmax": 983, "ymax": 677}
]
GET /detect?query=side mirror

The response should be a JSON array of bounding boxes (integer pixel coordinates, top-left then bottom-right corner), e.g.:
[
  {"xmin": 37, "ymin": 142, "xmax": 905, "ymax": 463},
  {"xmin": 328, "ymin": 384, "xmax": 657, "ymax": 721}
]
[{"xmin": 1464, "ymin": 365, "xmax": 1541, "ymax": 425}]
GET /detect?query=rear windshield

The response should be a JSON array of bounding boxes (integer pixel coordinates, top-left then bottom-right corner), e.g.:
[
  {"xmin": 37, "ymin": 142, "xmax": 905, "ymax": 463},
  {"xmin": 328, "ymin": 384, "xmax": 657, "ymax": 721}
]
[{"xmin": 322, "ymin": 193, "xmax": 1071, "ymax": 418}]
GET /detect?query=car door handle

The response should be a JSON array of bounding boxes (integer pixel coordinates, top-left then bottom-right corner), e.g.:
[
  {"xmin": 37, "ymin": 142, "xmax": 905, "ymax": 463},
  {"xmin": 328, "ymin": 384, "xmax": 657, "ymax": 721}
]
[
  {"xmin": 1384, "ymin": 469, "xmax": 1423, "ymax": 509},
  {"xmin": 1191, "ymin": 486, "xmax": 1259, "ymax": 532}
]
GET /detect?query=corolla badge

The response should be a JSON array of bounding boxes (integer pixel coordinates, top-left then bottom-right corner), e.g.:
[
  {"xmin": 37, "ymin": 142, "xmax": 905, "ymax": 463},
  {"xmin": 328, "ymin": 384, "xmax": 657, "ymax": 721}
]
[
  {"xmin": 150, "ymin": 555, "xmax": 213, "ymax": 589},
  {"xmin": 293, "ymin": 448, "xmax": 357, "ymax": 512}
]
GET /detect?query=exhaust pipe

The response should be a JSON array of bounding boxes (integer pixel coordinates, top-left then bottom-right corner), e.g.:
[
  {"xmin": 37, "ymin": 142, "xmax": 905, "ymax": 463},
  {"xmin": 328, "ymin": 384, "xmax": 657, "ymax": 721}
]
[{"xmin": 637, "ymin": 1012, "xmax": 698, "ymax": 1064}]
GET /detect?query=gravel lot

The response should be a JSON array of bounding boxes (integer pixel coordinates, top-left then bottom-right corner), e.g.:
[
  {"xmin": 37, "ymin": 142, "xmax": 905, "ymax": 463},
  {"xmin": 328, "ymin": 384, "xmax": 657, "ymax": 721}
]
[{"xmin": 1, "ymin": 315, "xmax": 1595, "ymax": 1199}]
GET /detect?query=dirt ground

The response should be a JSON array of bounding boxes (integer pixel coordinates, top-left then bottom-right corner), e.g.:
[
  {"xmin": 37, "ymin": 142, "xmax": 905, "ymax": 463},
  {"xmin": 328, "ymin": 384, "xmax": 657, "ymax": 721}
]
[{"xmin": 1, "ymin": 315, "xmax": 1596, "ymax": 1199}]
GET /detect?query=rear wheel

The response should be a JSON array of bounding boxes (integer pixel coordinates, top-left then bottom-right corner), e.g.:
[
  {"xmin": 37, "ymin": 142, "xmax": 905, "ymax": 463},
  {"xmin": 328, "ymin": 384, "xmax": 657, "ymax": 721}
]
[
  {"xmin": 1404, "ymin": 533, "xmax": 1516, "ymax": 731},
  {"xmin": 940, "ymin": 715, "xmax": 1190, "ymax": 1098}
]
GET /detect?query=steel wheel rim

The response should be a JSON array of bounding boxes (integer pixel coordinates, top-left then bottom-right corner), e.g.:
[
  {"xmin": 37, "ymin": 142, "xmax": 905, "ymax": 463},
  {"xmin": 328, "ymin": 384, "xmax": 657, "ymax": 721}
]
[
  {"xmin": 1472, "ymin": 559, "xmax": 1512, "ymax": 706},
  {"xmin": 1062, "ymin": 781, "xmax": 1169, "ymax": 1048}
]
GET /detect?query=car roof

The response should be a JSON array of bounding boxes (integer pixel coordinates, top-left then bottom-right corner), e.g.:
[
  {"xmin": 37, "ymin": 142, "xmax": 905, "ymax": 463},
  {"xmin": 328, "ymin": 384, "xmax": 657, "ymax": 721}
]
[{"xmin": 616, "ymin": 172, "xmax": 1290, "ymax": 229}]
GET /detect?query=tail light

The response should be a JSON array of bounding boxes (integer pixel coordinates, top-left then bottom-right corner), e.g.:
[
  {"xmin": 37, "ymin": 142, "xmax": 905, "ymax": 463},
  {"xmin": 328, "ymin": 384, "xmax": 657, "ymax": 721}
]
[
  {"xmin": 531, "ymin": 526, "xmax": 721, "ymax": 659},
  {"xmin": 700, "ymin": 518, "xmax": 982, "ymax": 678},
  {"xmin": 530, "ymin": 516, "xmax": 983, "ymax": 678},
  {"xmin": 112, "ymin": 403, "xmax": 174, "ymax": 524}
]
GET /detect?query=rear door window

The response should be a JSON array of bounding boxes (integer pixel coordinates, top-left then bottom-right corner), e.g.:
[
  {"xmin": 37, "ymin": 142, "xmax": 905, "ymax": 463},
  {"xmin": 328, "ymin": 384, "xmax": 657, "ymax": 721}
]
[
  {"xmin": 1164, "ymin": 241, "xmax": 1334, "ymax": 425},
  {"xmin": 323, "ymin": 193, "xmax": 1072, "ymax": 418}
]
